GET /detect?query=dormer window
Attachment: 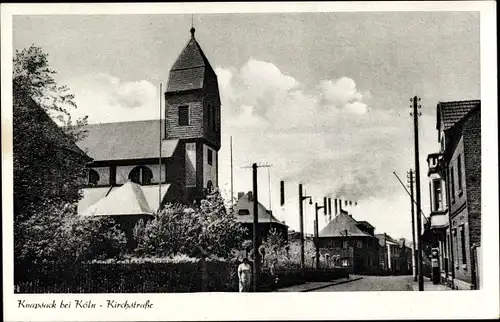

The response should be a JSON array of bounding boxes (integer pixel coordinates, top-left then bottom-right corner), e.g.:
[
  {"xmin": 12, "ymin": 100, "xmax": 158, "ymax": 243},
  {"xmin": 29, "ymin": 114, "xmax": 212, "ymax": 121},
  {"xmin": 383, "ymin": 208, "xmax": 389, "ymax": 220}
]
[
  {"xmin": 238, "ymin": 209, "xmax": 250, "ymax": 216},
  {"xmin": 178, "ymin": 105, "xmax": 189, "ymax": 126}
]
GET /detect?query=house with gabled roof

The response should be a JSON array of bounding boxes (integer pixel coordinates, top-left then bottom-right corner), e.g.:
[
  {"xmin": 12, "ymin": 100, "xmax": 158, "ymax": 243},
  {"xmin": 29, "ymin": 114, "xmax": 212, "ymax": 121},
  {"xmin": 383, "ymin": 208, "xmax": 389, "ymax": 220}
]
[
  {"xmin": 233, "ymin": 191, "xmax": 288, "ymax": 243},
  {"xmin": 317, "ymin": 210, "xmax": 380, "ymax": 274}
]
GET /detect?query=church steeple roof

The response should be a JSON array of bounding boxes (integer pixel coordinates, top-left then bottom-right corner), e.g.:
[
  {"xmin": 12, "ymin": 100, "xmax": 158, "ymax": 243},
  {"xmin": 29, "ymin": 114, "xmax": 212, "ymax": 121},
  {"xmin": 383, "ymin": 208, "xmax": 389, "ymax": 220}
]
[{"xmin": 167, "ymin": 28, "xmax": 216, "ymax": 93}]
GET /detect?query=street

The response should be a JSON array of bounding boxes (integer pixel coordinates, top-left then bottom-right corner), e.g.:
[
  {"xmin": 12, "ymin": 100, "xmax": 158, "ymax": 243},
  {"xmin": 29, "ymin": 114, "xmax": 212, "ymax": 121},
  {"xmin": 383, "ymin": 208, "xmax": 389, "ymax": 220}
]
[{"xmin": 313, "ymin": 275, "xmax": 413, "ymax": 292}]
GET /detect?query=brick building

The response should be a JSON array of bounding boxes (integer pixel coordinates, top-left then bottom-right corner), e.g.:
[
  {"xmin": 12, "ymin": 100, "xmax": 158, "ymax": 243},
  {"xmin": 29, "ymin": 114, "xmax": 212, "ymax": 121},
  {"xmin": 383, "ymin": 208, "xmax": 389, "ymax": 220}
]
[
  {"xmin": 317, "ymin": 210, "xmax": 380, "ymax": 274},
  {"xmin": 424, "ymin": 100, "xmax": 481, "ymax": 290},
  {"xmin": 76, "ymin": 27, "xmax": 221, "ymax": 219}
]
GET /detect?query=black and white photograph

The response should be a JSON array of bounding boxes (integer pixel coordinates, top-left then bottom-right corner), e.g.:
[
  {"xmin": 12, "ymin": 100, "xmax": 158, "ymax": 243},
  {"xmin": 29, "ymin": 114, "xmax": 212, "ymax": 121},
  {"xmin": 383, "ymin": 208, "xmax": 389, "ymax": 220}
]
[{"xmin": 2, "ymin": 2, "xmax": 498, "ymax": 321}]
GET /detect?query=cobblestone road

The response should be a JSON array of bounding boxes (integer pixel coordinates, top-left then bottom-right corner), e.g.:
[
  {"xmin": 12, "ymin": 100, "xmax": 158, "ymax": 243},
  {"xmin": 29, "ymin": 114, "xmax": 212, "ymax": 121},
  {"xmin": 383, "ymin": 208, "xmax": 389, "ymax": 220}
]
[{"xmin": 313, "ymin": 275, "xmax": 414, "ymax": 292}]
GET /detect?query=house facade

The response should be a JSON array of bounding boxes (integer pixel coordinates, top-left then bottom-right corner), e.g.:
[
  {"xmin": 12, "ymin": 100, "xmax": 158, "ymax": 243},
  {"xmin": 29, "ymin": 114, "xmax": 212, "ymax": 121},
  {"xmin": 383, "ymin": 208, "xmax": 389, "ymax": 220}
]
[
  {"xmin": 76, "ymin": 27, "xmax": 221, "ymax": 218},
  {"xmin": 376, "ymin": 234, "xmax": 413, "ymax": 275},
  {"xmin": 317, "ymin": 210, "xmax": 380, "ymax": 274},
  {"xmin": 233, "ymin": 192, "xmax": 288, "ymax": 243},
  {"xmin": 424, "ymin": 100, "xmax": 481, "ymax": 290}
]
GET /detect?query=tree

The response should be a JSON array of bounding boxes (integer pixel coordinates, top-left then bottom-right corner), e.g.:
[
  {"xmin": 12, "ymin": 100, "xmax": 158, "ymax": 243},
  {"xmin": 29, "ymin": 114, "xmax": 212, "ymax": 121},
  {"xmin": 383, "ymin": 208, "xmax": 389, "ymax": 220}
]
[
  {"xmin": 133, "ymin": 189, "xmax": 248, "ymax": 259},
  {"xmin": 13, "ymin": 45, "xmax": 89, "ymax": 220},
  {"xmin": 13, "ymin": 45, "xmax": 91, "ymax": 272}
]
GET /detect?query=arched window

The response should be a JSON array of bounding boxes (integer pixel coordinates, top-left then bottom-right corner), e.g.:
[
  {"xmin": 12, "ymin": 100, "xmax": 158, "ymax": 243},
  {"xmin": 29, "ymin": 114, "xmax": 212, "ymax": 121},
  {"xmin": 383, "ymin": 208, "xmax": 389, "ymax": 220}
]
[
  {"xmin": 88, "ymin": 169, "xmax": 100, "ymax": 186},
  {"xmin": 128, "ymin": 166, "xmax": 153, "ymax": 185},
  {"xmin": 207, "ymin": 180, "xmax": 213, "ymax": 193}
]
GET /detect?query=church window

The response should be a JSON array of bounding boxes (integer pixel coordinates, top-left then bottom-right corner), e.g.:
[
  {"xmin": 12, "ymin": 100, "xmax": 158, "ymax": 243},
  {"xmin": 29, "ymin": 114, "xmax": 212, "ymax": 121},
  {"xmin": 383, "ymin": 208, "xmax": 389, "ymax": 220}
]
[
  {"xmin": 207, "ymin": 180, "xmax": 213, "ymax": 192},
  {"xmin": 207, "ymin": 148, "xmax": 213, "ymax": 165},
  {"xmin": 88, "ymin": 169, "xmax": 100, "ymax": 186},
  {"xmin": 178, "ymin": 106, "xmax": 189, "ymax": 126},
  {"xmin": 128, "ymin": 166, "xmax": 153, "ymax": 185},
  {"xmin": 356, "ymin": 240, "xmax": 363, "ymax": 248}
]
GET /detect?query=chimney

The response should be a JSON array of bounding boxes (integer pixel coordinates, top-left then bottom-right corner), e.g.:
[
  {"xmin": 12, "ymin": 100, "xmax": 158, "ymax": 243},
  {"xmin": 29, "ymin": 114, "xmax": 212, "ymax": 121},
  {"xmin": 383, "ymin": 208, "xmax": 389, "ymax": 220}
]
[
  {"xmin": 280, "ymin": 180, "xmax": 285, "ymax": 206},
  {"xmin": 328, "ymin": 198, "xmax": 332, "ymax": 216},
  {"xmin": 334, "ymin": 199, "xmax": 338, "ymax": 215},
  {"xmin": 237, "ymin": 192, "xmax": 245, "ymax": 200},
  {"xmin": 247, "ymin": 191, "xmax": 253, "ymax": 201}
]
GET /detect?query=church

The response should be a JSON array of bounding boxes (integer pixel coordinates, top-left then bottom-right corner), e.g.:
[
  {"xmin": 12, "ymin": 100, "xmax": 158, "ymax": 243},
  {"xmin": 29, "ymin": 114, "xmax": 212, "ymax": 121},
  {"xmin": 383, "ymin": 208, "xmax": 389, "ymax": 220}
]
[{"xmin": 76, "ymin": 26, "xmax": 221, "ymax": 218}]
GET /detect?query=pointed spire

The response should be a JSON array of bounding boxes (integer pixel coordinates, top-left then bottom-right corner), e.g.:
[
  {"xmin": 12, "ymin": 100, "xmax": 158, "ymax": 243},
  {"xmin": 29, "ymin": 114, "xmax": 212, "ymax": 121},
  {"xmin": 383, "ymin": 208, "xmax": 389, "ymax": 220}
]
[{"xmin": 190, "ymin": 14, "xmax": 195, "ymax": 38}]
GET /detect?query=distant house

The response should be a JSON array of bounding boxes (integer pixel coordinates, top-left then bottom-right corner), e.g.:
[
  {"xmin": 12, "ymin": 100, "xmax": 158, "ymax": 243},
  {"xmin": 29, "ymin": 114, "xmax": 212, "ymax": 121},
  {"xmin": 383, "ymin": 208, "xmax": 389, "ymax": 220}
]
[
  {"xmin": 233, "ymin": 191, "xmax": 288, "ymax": 243},
  {"xmin": 288, "ymin": 230, "xmax": 313, "ymax": 241},
  {"xmin": 317, "ymin": 210, "xmax": 380, "ymax": 274},
  {"xmin": 375, "ymin": 234, "xmax": 413, "ymax": 275}
]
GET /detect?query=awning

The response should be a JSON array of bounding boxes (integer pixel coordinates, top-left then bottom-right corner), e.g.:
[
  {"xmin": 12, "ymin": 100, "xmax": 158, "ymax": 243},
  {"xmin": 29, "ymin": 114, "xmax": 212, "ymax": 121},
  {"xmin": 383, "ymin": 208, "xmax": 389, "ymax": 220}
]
[{"xmin": 79, "ymin": 181, "xmax": 170, "ymax": 216}]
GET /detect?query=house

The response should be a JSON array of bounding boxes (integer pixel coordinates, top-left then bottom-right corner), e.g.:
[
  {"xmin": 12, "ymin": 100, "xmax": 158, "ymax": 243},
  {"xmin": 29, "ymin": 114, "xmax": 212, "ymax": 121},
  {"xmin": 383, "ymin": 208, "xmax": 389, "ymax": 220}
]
[
  {"xmin": 425, "ymin": 100, "xmax": 481, "ymax": 290},
  {"xmin": 233, "ymin": 191, "xmax": 288, "ymax": 243},
  {"xmin": 375, "ymin": 234, "xmax": 413, "ymax": 275},
  {"xmin": 76, "ymin": 27, "xmax": 221, "ymax": 218},
  {"xmin": 317, "ymin": 210, "xmax": 380, "ymax": 274}
]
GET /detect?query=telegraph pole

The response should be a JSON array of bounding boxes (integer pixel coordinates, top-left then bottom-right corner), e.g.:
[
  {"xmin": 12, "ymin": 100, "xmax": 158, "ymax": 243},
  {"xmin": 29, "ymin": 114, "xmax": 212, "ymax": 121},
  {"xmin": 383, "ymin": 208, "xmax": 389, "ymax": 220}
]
[
  {"xmin": 407, "ymin": 169, "xmax": 418, "ymax": 282},
  {"xmin": 411, "ymin": 95, "xmax": 424, "ymax": 291},
  {"xmin": 314, "ymin": 197, "xmax": 327, "ymax": 269},
  {"xmin": 298, "ymin": 184, "xmax": 312, "ymax": 271},
  {"xmin": 252, "ymin": 163, "xmax": 259, "ymax": 292},
  {"xmin": 241, "ymin": 162, "xmax": 272, "ymax": 292}
]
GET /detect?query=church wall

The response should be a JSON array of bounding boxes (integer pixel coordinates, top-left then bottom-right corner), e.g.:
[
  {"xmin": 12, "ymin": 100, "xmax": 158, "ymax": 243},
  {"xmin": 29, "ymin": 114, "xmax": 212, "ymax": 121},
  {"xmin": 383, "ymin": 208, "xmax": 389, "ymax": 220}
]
[
  {"xmin": 115, "ymin": 164, "xmax": 166, "ymax": 185},
  {"xmin": 165, "ymin": 92, "xmax": 204, "ymax": 140},
  {"xmin": 165, "ymin": 142, "xmax": 187, "ymax": 204}
]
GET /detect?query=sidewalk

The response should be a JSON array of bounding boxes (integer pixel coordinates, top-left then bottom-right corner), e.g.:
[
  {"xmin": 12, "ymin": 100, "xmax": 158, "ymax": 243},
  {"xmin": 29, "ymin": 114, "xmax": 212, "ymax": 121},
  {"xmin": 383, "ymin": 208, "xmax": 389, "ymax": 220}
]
[
  {"xmin": 276, "ymin": 276, "xmax": 363, "ymax": 292},
  {"xmin": 409, "ymin": 277, "xmax": 452, "ymax": 291}
]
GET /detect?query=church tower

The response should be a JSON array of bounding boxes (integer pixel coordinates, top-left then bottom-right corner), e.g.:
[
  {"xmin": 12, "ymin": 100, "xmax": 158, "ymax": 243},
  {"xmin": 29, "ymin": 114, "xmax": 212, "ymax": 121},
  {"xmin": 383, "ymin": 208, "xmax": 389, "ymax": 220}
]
[{"xmin": 165, "ymin": 27, "xmax": 221, "ymax": 204}]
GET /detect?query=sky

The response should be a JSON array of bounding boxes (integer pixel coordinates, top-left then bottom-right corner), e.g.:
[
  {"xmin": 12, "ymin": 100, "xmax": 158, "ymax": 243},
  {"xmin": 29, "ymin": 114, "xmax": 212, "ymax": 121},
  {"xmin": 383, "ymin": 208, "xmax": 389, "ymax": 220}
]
[{"xmin": 12, "ymin": 12, "xmax": 480, "ymax": 240}]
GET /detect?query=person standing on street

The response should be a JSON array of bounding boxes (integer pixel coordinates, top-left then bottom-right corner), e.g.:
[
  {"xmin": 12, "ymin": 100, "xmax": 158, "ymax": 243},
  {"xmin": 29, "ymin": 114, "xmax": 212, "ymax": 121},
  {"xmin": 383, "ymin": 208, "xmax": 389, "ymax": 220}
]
[{"xmin": 238, "ymin": 257, "xmax": 252, "ymax": 292}]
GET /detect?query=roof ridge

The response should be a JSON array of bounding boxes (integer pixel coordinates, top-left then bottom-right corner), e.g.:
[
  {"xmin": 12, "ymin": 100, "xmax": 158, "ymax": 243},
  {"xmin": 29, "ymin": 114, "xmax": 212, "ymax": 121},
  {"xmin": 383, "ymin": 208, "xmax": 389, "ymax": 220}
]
[{"xmin": 83, "ymin": 119, "xmax": 162, "ymax": 126}]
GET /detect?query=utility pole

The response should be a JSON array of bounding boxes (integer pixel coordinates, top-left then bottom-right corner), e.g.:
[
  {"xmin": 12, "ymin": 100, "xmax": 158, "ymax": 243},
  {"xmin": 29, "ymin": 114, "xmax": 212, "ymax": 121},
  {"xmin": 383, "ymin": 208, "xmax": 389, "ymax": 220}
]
[
  {"xmin": 314, "ymin": 197, "xmax": 327, "ymax": 269},
  {"xmin": 252, "ymin": 163, "xmax": 259, "ymax": 292},
  {"xmin": 411, "ymin": 95, "xmax": 424, "ymax": 291},
  {"xmin": 230, "ymin": 136, "xmax": 234, "ymax": 208},
  {"xmin": 407, "ymin": 169, "xmax": 418, "ymax": 282},
  {"xmin": 298, "ymin": 184, "xmax": 312, "ymax": 271},
  {"xmin": 241, "ymin": 162, "xmax": 271, "ymax": 292}
]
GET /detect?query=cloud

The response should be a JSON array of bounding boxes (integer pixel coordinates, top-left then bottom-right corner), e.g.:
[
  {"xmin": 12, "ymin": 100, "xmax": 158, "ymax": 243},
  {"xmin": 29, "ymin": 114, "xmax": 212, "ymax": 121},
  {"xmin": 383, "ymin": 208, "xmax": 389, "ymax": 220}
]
[
  {"xmin": 65, "ymin": 73, "xmax": 158, "ymax": 124},
  {"xmin": 216, "ymin": 58, "xmax": 437, "ymax": 239}
]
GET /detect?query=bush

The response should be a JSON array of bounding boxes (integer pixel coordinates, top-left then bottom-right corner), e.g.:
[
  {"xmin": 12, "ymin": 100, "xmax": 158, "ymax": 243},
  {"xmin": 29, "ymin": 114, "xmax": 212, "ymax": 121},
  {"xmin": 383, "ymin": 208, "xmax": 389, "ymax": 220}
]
[
  {"xmin": 133, "ymin": 189, "xmax": 248, "ymax": 259},
  {"xmin": 15, "ymin": 203, "xmax": 127, "ymax": 285},
  {"xmin": 17, "ymin": 255, "xmax": 236, "ymax": 293}
]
